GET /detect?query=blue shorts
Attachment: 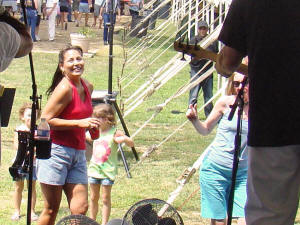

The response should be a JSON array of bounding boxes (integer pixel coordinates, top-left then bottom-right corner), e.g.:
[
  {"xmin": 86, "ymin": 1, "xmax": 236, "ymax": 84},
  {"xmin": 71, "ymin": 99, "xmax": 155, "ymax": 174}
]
[
  {"xmin": 36, "ymin": 143, "xmax": 88, "ymax": 185},
  {"xmin": 14, "ymin": 165, "xmax": 37, "ymax": 181},
  {"xmin": 200, "ymin": 158, "xmax": 247, "ymax": 219},
  {"xmin": 88, "ymin": 176, "xmax": 114, "ymax": 185},
  {"xmin": 79, "ymin": 3, "xmax": 89, "ymax": 13}
]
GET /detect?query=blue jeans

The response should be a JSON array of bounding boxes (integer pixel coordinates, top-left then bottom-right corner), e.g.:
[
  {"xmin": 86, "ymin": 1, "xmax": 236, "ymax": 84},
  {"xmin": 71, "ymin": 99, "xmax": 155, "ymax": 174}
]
[
  {"xmin": 103, "ymin": 13, "xmax": 116, "ymax": 43},
  {"xmin": 67, "ymin": 4, "xmax": 72, "ymax": 21},
  {"xmin": 26, "ymin": 8, "xmax": 38, "ymax": 41},
  {"xmin": 189, "ymin": 66, "xmax": 213, "ymax": 117}
]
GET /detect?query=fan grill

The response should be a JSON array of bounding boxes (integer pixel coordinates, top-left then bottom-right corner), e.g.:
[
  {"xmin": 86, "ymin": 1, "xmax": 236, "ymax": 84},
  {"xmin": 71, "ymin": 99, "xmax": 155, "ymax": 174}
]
[
  {"xmin": 56, "ymin": 214, "xmax": 100, "ymax": 225},
  {"xmin": 122, "ymin": 198, "xmax": 184, "ymax": 225}
]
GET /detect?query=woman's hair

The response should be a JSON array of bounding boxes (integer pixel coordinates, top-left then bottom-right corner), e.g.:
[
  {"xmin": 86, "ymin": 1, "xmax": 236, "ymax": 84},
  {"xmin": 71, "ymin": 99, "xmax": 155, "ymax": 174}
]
[
  {"xmin": 18, "ymin": 102, "xmax": 41, "ymax": 120},
  {"xmin": 46, "ymin": 46, "xmax": 83, "ymax": 96},
  {"xmin": 225, "ymin": 74, "xmax": 236, "ymax": 96},
  {"xmin": 226, "ymin": 57, "xmax": 248, "ymax": 95},
  {"xmin": 93, "ymin": 103, "xmax": 116, "ymax": 126}
]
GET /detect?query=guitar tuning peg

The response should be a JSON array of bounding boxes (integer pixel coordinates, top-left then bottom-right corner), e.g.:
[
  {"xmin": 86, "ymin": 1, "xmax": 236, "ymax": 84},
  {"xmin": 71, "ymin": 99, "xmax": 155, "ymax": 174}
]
[{"xmin": 181, "ymin": 52, "xmax": 186, "ymax": 61}]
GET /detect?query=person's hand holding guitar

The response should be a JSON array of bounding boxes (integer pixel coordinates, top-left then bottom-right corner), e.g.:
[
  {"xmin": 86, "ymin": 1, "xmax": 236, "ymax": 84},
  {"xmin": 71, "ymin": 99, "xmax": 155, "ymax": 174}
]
[{"xmin": 173, "ymin": 41, "xmax": 248, "ymax": 76}]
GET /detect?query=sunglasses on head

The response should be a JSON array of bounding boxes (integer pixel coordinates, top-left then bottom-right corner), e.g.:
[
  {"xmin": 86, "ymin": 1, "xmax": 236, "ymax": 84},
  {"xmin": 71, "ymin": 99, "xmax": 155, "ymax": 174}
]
[{"xmin": 233, "ymin": 80, "xmax": 248, "ymax": 88}]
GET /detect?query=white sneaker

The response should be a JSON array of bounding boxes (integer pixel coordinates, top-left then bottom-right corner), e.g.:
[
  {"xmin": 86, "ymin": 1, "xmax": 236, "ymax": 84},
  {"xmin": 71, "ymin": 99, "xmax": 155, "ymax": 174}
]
[{"xmin": 35, "ymin": 35, "xmax": 41, "ymax": 41}]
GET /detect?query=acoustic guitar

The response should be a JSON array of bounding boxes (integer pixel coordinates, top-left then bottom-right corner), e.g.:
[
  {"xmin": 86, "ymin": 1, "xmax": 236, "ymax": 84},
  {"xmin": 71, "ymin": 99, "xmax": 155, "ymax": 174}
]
[{"xmin": 173, "ymin": 41, "xmax": 248, "ymax": 76}]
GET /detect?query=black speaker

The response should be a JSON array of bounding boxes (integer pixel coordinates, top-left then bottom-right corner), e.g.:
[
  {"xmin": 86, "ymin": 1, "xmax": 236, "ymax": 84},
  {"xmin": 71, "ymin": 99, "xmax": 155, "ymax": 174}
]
[{"xmin": 0, "ymin": 88, "xmax": 15, "ymax": 127}]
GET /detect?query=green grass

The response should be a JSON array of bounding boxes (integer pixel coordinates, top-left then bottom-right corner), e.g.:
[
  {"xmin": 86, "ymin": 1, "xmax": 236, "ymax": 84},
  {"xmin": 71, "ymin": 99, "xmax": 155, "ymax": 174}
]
[{"xmin": 1, "ymin": 22, "xmax": 299, "ymax": 225}]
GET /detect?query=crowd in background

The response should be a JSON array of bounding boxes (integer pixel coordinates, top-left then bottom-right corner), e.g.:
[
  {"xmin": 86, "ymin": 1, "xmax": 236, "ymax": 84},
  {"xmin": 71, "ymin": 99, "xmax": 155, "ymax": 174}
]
[{"xmin": 1, "ymin": 0, "xmax": 144, "ymax": 43}]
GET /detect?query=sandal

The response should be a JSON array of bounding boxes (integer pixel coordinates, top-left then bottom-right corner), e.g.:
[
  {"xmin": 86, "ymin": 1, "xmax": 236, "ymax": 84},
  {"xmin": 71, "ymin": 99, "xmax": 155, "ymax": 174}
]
[
  {"xmin": 11, "ymin": 212, "xmax": 20, "ymax": 221},
  {"xmin": 31, "ymin": 213, "xmax": 39, "ymax": 221}
]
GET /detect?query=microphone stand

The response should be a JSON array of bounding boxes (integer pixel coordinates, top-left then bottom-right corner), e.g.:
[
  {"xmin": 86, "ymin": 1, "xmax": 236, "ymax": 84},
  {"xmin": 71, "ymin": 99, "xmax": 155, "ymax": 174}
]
[
  {"xmin": 227, "ymin": 76, "xmax": 248, "ymax": 225},
  {"xmin": 19, "ymin": 2, "xmax": 40, "ymax": 224},
  {"xmin": 106, "ymin": 0, "xmax": 139, "ymax": 162}
]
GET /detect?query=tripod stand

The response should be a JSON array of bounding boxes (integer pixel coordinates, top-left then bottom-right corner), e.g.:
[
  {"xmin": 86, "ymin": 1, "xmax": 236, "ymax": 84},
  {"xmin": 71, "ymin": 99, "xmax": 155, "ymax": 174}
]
[{"xmin": 98, "ymin": 0, "xmax": 139, "ymax": 162}]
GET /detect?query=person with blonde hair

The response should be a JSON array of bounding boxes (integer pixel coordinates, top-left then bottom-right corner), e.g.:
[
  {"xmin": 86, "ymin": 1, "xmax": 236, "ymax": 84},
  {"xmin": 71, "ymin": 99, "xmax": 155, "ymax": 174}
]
[
  {"xmin": 186, "ymin": 73, "xmax": 249, "ymax": 225},
  {"xmin": 87, "ymin": 103, "xmax": 134, "ymax": 225}
]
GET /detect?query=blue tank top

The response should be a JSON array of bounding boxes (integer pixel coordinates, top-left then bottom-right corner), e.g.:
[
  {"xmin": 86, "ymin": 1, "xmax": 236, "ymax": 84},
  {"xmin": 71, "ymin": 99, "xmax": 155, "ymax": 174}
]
[{"xmin": 205, "ymin": 110, "xmax": 248, "ymax": 168}]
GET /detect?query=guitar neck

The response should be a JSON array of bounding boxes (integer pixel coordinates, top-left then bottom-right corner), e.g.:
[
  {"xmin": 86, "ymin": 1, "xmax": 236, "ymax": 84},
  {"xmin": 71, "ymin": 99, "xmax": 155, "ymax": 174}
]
[
  {"xmin": 194, "ymin": 49, "xmax": 217, "ymax": 62},
  {"xmin": 194, "ymin": 48, "xmax": 248, "ymax": 76},
  {"xmin": 173, "ymin": 41, "xmax": 248, "ymax": 76}
]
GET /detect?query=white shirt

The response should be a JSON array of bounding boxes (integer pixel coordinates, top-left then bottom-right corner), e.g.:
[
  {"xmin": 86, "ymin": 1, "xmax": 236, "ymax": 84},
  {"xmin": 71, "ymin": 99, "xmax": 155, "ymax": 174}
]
[
  {"xmin": 95, "ymin": 0, "xmax": 104, "ymax": 6},
  {"xmin": 0, "ymin": 22, "xmax": 21, "ymax": 72},
  {"xmin": 46, "ymin": 0, "xmax": 58, "ymax": 8}
]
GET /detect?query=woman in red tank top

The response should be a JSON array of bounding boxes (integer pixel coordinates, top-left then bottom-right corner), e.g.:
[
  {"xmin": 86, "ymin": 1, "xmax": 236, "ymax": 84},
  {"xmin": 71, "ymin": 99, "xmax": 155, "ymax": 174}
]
[{"xmin": 36, "ymin": 46, "xmax": 101, "ymax": 225}]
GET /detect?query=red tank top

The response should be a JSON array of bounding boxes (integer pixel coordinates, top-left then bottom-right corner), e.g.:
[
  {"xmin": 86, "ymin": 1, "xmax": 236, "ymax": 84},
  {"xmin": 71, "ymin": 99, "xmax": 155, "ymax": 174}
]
[{"xmin": 50, "ymin": 79, "xmax": 93, "ymax": 150}]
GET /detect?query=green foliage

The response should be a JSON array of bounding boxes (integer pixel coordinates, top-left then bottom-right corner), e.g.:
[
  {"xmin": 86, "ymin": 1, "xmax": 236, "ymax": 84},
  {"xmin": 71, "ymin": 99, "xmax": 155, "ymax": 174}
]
[{"xmin": 78, "ymin": 27, "xmax": 97, "ymax": 38}]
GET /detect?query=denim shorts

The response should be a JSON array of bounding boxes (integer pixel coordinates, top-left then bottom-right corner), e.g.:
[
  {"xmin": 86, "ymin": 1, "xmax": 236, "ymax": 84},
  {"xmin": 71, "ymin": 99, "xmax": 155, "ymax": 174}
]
[
  {"xmin": 14, "ymin": 166, "xmax": 37, "ymax": 181},
  {"xmin": 36, "ymin": 143, "xmax": 88, "ymax": 185},
  {"xmin": 79, "ymin": 3, "xmax": 89, "ymax": 13},
  {"xmin": 88, "ymin": 176, "xmax": 114, "ymax": 185}
]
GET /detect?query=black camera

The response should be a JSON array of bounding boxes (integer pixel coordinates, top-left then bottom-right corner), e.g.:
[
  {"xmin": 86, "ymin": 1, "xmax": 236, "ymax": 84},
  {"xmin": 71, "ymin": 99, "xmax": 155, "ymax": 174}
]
[
  {"xmin": 9, "ymin": 130, "xmax": 52, "ymax": 180},
  {"xmin": 9, "ymin": 131, "xmax": 30, "ymax": 180}
]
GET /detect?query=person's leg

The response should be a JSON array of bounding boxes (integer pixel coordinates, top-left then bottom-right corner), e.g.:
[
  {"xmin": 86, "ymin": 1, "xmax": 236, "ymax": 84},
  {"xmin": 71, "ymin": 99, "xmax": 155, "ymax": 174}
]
[
  {"xmin": 188, "ymin": 67, "xmax": 201, "ymax": 106},
  {"xmin": 67, "ymin": 4, "xmax": 72, "ymax": 21},
  {"xmin": 31, "ymin": 10, "xmax": 38, "ymax": 41},
  {"xmin": 231, "ymin": 168, "xmax": 247, "ymax": 225},
  {"xmin": 103, "ymin": 13, "xmax": 110, "ymax": 44},
  {"xmin": 101, "ymin": 185, "xmax": 112, "ymax": 225},
  {"xmin": 246, "ymin": 146, "xmax": 300, "ymax": 225},
  {"xmin": 60, "ymin": 11, "xmax": 64, "ymax": 29},
  {"xmin": 12, "ymin": 180, "xmax": 24, "ymax": 220},
  {"xmin": 84, "ymin": 13, "xmax": 89, "ymax": 26},
  {"xmin": 48, "ymin": 9, "xmax": 57, "ymax": 40},
  {"xmin": 72, "ymin": 0, "xmax": 79, "ymax": 22},
  {"xmin": 93, "ymin": 15, "xmax": 97, "ymax": 26},
  {"xmin": 26, "ymin": 9, "xmax": 37, "ymax": 41},
  {"xmin": 107, "ymin": 13, "xmax": 116, "ymax": 44},
  {"xmin": 93, "ymin": 4, "xmax": 100, "ymax": 27},
  {"xmin": 237, "ymin": 218, "xmax": 246, "ymax": 225},
  {"xmin": 99, "ymin": 17, "xmax": 102, "ymax": 29},
  {"xmin": 202, "ymin": 73, "xmax": 213, "ymax": 117},
  {"xmin": 35, "ymin": 15, "xmax": 41, "ymax": 40},
  {"xmin": 26, "ymin": 180, "xmax": 38, "ymax": 220},
  {"xmin": 37, "ymin": 183, "xmax": 63, "ymax": 225},
  {"xmin": 64, "ymin": 183, "xmax": 89, "ymax": 215},
  {"xmin": 64, "ymin": 148, "xmax": 88, "ymax": 215},
  {"xmin": 89, "ymin": 183, "xmax": 101, "ymax": 220},
  {"xmin": 199, "ymin": 159, "xmax": 229, "ymax": 222},
  {"xmin": 63, "ymin": 11, "xmax": 68, "ymax": 29},
  {"xmin": 210, "ymin": 219, "xmax": 226, "ymax": 225},
  {"xmin": 77, "ymin": 3, "xmax": 84, "ymax": 26},
  {"xmin": 31, "ymin": 180, "xmax": 37, "ymax": 213},
  {"xmin": 76, "ymin": 12, "xmax": 82, "ymax": 26}
]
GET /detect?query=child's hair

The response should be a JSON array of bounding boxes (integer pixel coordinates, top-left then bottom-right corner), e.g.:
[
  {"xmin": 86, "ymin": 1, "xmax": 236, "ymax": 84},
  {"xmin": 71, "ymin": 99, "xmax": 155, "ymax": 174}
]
[
  {"xmin": 93, "ymin": 103, "xmax": 116, "ymax": 126},
  {"xmin": 18, "ymin": 102, "xmax": 41, "ymax": 121}
]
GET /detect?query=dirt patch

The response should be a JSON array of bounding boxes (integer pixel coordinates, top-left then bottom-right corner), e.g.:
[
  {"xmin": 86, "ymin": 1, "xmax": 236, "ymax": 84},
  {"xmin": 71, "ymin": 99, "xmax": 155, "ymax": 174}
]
[{"xmin": 32, "ymin": 15, "xmax": 131, "ymax": 54}]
